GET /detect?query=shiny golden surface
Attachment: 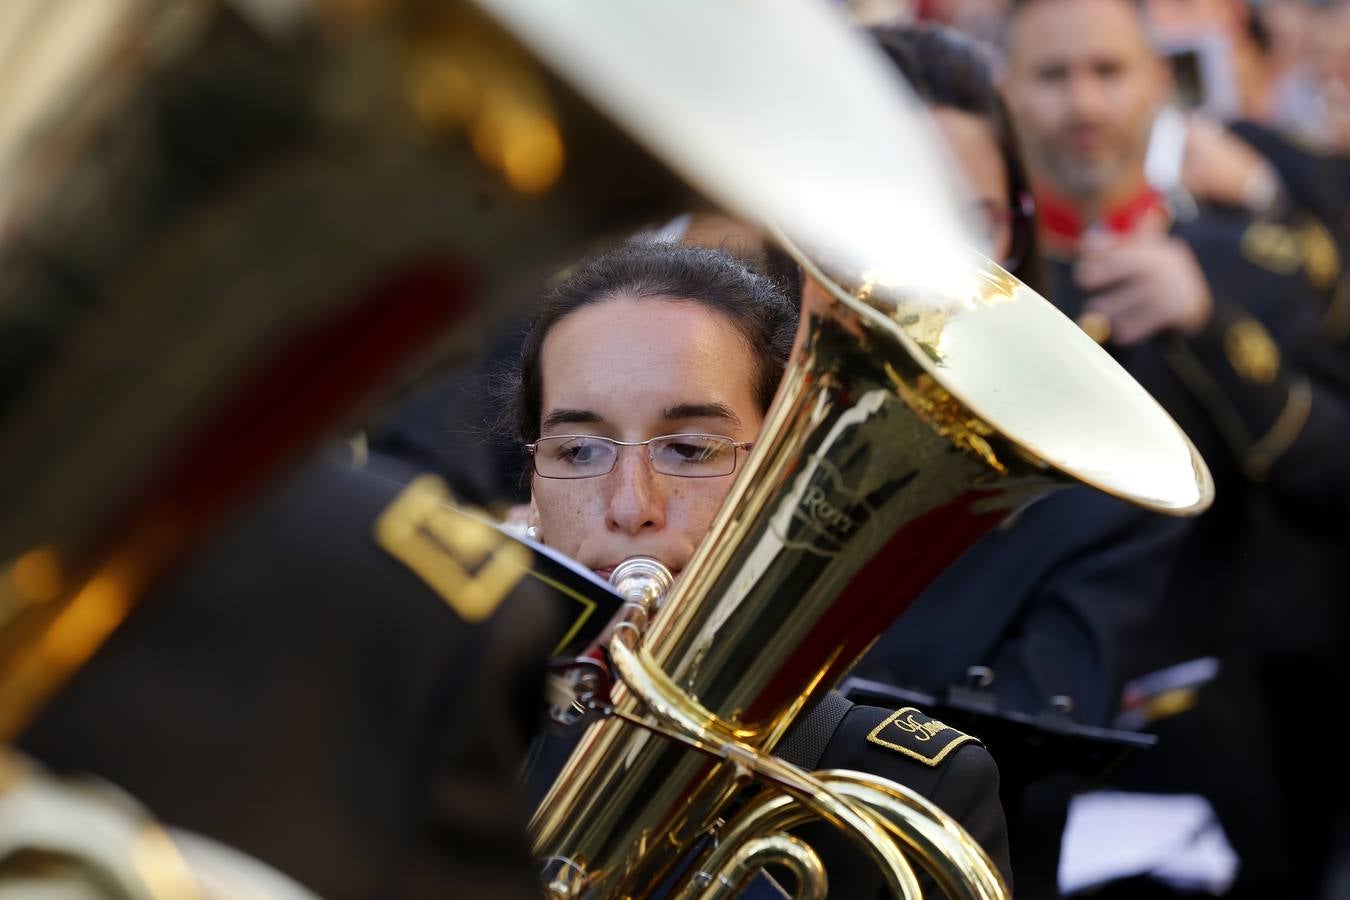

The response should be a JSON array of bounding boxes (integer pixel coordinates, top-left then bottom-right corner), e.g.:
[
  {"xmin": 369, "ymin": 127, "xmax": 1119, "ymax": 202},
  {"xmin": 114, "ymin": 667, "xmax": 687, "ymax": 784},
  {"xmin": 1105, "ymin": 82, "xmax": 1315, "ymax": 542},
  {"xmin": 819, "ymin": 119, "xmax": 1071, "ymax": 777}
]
[{"xmin": 800, "ymin": 247, "xmax": 1214, "ymax": 515}]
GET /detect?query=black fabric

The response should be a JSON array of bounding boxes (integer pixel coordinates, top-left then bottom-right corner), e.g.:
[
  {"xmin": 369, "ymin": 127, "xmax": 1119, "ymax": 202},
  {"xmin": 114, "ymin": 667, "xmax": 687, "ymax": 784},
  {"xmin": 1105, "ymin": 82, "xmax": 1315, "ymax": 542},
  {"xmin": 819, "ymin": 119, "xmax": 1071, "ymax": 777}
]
[
  {"xmin": 365, "ymin": 323, "xmax": 529, "ymax": 515},
  {"xmin": 772, "ymin": 690, "xmax": 854, "ymax": 770},
  {"xmin": 18, "ymin": 456, "xmax": 562, "ymax": 900},
  {"xmin": 1229, "ymin": 120, "xmax": 1350, "ymax": 243},
  {"xmin": 859, "ymin": 487, "xmax": 1187, "ymax": 731}
]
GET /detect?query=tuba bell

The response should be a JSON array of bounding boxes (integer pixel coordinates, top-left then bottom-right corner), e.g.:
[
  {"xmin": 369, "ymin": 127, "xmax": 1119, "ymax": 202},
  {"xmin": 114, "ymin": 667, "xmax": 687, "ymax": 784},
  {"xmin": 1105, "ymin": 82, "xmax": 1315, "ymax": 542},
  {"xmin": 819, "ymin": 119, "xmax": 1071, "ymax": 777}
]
[{"xmin": 529, "ymin": 237, "xmax": 1213, "ymax": 898}]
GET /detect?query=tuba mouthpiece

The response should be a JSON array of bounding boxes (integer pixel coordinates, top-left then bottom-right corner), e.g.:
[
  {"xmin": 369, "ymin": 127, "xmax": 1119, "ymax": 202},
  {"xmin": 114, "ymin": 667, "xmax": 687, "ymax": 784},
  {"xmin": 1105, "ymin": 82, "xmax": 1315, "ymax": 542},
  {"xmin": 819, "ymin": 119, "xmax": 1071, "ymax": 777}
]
[{"xmin": 608, "ymin": 557, "xmax": 674, "ymax": 629}]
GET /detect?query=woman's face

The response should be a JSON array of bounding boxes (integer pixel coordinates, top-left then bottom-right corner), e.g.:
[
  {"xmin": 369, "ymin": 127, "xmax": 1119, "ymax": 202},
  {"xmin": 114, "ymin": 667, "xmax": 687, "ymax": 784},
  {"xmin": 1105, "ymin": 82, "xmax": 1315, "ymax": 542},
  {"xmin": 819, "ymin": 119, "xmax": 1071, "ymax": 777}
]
[
  {"xmin": 527, "ymin": 295, "xmax": 766, "ymax": 581},
  {"xmin": 932, "ymin": 105, "xmax": 1013, "ymax": 263}
]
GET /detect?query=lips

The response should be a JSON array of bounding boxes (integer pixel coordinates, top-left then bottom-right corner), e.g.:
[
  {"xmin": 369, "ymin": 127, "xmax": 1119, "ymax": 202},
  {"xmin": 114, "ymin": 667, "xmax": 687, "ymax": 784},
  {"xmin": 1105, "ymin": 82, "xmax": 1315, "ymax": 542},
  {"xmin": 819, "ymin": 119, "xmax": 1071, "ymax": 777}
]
[{"xmin": 1063, "ymin": 127, "xmax": 1107, "ymax": 156}]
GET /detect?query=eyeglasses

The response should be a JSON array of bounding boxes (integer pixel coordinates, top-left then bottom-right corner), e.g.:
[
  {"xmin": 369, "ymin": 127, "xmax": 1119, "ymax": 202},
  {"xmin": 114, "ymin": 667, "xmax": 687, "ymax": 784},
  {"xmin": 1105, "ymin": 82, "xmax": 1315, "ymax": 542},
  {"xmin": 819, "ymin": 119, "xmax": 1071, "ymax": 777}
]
[{"xmin": 526, "ymin": 433, "xmax": 753, "ymax": 479}]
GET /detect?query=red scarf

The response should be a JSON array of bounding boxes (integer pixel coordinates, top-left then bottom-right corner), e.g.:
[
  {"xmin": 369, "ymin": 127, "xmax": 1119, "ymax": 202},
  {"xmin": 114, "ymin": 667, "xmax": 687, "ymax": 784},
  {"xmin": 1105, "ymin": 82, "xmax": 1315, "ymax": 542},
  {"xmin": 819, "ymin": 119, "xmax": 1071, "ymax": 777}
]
[{"xmin": 1037, "ymin": 184, "xmax": 1168, "ymax": 256}]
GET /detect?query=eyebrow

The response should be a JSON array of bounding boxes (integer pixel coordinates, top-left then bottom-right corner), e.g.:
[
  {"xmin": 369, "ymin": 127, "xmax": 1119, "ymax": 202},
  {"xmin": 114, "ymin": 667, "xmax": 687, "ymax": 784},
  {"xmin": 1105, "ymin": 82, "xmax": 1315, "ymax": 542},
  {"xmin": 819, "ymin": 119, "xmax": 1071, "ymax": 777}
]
[
  {"xmin": 541, "ymin": 408, "xmax": 603, "ymax": 431},
  {"xmin": 540, "ymin": 402, "xmax": 742, "ymax": 433},
  {"xmin": 662, "ymin": 402, "xmax": 742, "ymax": 428}
]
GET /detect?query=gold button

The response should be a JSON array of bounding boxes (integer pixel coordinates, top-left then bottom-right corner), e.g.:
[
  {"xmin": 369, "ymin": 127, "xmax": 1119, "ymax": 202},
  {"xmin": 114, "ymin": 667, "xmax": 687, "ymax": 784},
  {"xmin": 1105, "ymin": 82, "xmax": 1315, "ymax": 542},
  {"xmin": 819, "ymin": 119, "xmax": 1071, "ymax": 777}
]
[{"xmin": 1077, "ymin": 311, "xmax": 1112, "ymax": 344}]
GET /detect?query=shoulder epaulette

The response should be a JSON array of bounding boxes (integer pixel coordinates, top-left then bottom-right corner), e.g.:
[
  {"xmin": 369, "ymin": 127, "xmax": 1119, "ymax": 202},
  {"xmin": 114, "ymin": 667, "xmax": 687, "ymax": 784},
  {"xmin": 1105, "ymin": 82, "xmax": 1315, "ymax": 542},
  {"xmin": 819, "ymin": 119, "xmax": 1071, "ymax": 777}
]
[
  {"xmin": 866, "ymin": 706, "xmax": 979, "ymax": 767},
  {"xmin": 373, "ymin": 473, "xmax": 528, "ymax": 623}
]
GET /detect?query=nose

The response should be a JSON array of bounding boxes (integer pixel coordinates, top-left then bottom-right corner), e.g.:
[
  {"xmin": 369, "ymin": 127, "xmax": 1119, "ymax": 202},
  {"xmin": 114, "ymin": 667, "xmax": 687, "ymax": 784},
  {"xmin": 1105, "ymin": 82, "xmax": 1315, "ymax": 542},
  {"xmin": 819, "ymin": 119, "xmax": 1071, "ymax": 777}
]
[
  {"xmin": 1066, "ymin": 71, "xmax": 1108, "ymax": 121},
  {"xmin": 604, "ymin": 445, "xmax": 667, "ymax": 536}
]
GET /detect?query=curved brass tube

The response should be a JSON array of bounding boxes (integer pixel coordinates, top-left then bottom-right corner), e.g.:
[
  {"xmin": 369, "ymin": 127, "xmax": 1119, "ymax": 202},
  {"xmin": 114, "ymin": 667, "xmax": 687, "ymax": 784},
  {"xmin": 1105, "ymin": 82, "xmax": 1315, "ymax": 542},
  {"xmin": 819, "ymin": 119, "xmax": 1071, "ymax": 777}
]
[
  {"xmin": 608, "ymin": 625, "xmax": 924, "ymax": 899},
  {"xmin": 819, "ymin": 771, "xmax": 1007, "ymax": 900},
  {"xmin": 688, "ymin": 833, "xmax": 826, "ymax": 900},
  {"xmin": 685, "ymin": 771, "xmax": 1007, "ymax": 900}
]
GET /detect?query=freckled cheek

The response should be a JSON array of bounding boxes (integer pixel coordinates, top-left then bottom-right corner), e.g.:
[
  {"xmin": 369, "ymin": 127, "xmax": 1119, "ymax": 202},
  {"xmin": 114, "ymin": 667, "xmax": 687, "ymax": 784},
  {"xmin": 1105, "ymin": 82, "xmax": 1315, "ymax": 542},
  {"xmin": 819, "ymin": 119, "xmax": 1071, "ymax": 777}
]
[
  {"xmin": 667, "ymin": 478, "xmax": 737, "ymax": 546},
  {"xmin": 534, "ymin": 482, "xmax": 607, "ymax": 558}
]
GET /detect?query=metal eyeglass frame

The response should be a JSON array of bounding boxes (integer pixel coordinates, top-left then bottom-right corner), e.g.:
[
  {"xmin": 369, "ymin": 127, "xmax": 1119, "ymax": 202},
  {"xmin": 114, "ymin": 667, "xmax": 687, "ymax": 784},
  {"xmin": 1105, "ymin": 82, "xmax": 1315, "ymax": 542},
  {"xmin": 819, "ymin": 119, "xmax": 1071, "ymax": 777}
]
[{"xmin": 525, "ymin": 433, "xmax": 754, "ymax": 479}]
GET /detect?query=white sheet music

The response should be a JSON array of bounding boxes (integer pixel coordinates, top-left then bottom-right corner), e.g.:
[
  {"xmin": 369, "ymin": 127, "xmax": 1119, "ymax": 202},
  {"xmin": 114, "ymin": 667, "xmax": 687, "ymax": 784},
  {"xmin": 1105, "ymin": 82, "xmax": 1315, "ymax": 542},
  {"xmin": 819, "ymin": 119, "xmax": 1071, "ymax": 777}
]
[{"xmin": 1059, "ymin": 791, "xmax": 1239, "ymax": 896}]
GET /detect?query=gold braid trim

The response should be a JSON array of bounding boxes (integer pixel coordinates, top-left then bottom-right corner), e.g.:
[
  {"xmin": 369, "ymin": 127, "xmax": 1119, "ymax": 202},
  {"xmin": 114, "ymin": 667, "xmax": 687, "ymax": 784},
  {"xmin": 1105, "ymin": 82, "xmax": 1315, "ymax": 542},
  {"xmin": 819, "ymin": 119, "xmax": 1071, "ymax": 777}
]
[{"xmin": 1245, "ymin": 379, "xmax": 1313, "ymax": 481}]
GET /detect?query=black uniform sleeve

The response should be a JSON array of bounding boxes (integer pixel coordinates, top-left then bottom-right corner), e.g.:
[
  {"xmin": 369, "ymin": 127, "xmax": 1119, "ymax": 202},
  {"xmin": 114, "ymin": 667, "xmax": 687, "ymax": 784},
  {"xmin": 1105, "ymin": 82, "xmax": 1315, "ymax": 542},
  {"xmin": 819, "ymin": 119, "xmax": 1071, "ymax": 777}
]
[
  {"xmin": 1161, "ymin": 300, "xmax": 1350, "ymax": 519},
  {"xmin": 1229, "ymin": 120, "xmax": 1350, "ymax": 241},
  {"xmin": 975, "ymin": 494, "xmax": 1190, "ymax": 727},
  {"xmin": 858, "ymin": 487, "xmax": 1189, "ymax": 729},
  {"xmin": 1159, "ymin": 207, "xmax": 1350, "ymax": 520}
]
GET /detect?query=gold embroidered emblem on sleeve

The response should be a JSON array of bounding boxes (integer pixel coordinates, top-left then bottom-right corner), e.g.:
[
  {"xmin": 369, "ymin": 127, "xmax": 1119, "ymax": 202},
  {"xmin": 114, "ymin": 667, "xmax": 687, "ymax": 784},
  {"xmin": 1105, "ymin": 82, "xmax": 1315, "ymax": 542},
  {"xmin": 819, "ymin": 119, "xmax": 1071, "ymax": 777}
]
[{"xmin": 866, "ymin": 706, "xmax": 979, "ymax": 767}]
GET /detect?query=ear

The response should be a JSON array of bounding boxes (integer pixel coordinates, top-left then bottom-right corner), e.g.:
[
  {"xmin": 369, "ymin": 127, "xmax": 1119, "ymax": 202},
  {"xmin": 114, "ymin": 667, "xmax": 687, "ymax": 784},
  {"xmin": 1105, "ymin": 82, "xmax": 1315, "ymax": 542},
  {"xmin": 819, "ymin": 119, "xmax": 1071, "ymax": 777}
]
[{"xmin": 528, "ymin": 493, "xmax": 542, "ymax": 531}]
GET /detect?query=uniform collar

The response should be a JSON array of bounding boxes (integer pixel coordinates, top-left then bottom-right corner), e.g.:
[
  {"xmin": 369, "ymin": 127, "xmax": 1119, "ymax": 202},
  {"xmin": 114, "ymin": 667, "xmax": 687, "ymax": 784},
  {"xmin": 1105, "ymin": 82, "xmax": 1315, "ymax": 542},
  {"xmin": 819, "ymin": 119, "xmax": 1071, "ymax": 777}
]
[{"xmin": 1037, "ymin": 184, "xmax": 1169, "ymax": 257}]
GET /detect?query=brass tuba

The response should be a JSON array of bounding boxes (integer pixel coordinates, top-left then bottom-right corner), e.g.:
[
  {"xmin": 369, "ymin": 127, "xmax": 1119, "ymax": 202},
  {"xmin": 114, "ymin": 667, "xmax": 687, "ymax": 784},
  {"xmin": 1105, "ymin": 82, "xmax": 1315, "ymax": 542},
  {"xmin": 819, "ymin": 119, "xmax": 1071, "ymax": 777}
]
[{"xmin": 530, "ymin": 240, "xmax": 1213, "ymax": 898}]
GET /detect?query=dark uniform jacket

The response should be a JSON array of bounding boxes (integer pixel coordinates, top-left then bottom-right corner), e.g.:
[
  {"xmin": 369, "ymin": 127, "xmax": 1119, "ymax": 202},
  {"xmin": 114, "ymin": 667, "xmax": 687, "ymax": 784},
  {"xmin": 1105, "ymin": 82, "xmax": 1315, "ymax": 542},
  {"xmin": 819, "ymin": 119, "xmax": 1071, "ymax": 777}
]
[
  {"xmin": 18, "ymin": 457, "xmax": 576, "ymax": 900},
  {"xmin": 1229, "ymin": 120, "xmax": 1350, "ymax": 248},
  {"xmin": 1040, "ymin": 200, "xmax": 1350, "ymax": 898},
  {"xmin": 854, "ymin": 485, "xmax": 1187, "ymax": 899}
]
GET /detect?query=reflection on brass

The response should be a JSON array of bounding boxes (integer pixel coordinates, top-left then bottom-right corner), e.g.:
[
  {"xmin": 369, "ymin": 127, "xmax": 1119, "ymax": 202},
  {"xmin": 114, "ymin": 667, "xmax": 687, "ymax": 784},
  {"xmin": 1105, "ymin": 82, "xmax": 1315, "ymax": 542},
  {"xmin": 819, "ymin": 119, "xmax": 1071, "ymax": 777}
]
[
  {"xmin": 892, "ymin": 371, "xmax": 1004, "ymax": 475},
  {"xmin": 0, "ymin": 746, "xmax": 319, "ymax": 898},
  {"xmin": 403, "ymin": 7, "xmax": 565, "ymax": 193},
  {"xmin": 697, "ymin": 832, "xmax": 827, "ymax": 900},
  {"xmin": 0, "ymin": 541, "xmax": 154, "ymax": 743},
  {"xmin": 0, "ymin": 749, "xmax": 204, "ymax": 900},
  {"xmin": 605, "ymin": 624, "xmax": 927, "ymax": 898},
  {"xmin": 531, "ymin": 239, "xmax": 1212, "ymax": 896},
  {"xmin": 7, "ymin": 548, "xmax": 63, "ymax": 606}
]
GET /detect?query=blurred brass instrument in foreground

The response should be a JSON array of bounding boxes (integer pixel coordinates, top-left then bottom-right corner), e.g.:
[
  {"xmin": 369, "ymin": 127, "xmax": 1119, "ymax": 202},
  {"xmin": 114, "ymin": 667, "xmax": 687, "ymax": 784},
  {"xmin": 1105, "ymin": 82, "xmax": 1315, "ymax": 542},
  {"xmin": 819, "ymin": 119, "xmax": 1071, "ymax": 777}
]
[
  {"xmin": 0, "ymin": 0, "xmax": 689, "ymax": 894},
  {"xmin": 532, "ymin": 242, "xmax": 1213, "ymax": 898}
]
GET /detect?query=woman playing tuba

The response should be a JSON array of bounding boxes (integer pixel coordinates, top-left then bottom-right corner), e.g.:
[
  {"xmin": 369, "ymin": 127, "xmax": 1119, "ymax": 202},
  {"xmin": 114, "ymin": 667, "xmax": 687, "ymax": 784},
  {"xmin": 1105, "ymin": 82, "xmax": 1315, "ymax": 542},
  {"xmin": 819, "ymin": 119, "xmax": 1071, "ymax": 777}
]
[{"xmin": 507, "ymin": 239, "xmax": 1015, "ymax": 896}]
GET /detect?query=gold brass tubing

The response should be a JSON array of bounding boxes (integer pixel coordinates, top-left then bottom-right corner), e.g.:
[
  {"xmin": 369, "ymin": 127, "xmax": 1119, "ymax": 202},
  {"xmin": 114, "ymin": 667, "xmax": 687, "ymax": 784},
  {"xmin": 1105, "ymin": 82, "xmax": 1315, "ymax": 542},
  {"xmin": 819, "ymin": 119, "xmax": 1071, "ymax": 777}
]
[
  {"xmin": 608, "ymin": 626, "xmax": 922, "ymax": 898},
  {"xmin": 677, "ymin": 770, "xmax": 1010, "ymax": 900},
  {"xmin": 689, "ymin": 833, "xmax": 826, "ymax": 900},
  {"xmin": 684, "ymin": 791, "xmax": 920, "ymax": 900},
  {"xmin": 820, "ymin": 771, "xmax": 1007, "ymax": 900}
]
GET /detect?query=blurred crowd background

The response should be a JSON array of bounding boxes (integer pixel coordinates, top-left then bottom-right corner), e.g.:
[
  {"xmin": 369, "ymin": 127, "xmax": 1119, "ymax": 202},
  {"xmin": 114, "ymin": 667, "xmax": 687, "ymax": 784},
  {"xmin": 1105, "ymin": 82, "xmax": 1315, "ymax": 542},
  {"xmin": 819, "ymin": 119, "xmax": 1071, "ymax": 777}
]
[{"xmin": 854, "ymin": 0, "xmax": 1350, "ymax": 154}]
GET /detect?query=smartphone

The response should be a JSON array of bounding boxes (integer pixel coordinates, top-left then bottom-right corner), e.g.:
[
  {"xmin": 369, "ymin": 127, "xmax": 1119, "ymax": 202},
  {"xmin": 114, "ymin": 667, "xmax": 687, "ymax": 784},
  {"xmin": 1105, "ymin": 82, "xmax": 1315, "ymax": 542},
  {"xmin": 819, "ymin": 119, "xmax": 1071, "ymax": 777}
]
[{"xmin": 1158, "ymin": 33, "xmax": 1240, "ymax": 118}]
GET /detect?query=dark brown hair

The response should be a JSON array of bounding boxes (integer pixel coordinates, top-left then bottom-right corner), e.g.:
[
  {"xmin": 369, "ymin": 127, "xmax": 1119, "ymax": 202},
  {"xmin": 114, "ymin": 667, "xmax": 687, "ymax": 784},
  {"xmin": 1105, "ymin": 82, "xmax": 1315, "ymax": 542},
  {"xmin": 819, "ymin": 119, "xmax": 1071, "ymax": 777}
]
[
  {"xmin": 869, "ymin": 23, "xmax": 1047, "ymax": 293},
  {"xmin": 505, "ymin": 241, "xmax": 797, "ymax": 448}
]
